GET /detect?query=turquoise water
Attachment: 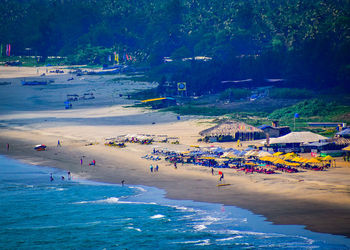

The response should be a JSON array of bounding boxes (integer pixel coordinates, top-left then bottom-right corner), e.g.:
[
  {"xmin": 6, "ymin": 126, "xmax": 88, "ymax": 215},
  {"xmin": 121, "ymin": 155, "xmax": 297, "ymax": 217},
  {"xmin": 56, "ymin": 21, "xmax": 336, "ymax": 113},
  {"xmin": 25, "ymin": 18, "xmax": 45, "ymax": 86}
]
[{"xmin": 0, "ymin": 155, "xmax": 349, "ymax": 249}]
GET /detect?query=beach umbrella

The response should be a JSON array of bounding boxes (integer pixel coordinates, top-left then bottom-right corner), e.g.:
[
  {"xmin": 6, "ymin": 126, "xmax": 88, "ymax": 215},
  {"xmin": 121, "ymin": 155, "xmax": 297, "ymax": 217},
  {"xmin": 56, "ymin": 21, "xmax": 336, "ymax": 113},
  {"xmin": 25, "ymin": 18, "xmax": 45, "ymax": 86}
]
[
  {"xmin": 297, "ymin": 157, "xmax": 309, "ymax": 163},
  {"xmin": 291, "ymin": 156, "xmax": 301, "ymax": 162},
  {"xmin": 285, "ymin": 162, "xmax": 300, "ymax": 167},
  {"xmin": 273, "ymin": 158, "xmax": 287, "ymax": 165},
  {"xmin": 245, "ymin": 162, "xmax": 257, "ymax": 166},
  {"xmin": 306, "ymin": 158, "xmax": 321, "ymax": 164},
  {"xmin": 322, "ymin": 155, "xmax": 334, "ymax": 161},
  {"xmin": 259, "ymin": 156, "xmax": 273, "ymax": 161},
  {"xmin": 257, "ymin": 151, "xmax": 273, "ymax": 157},
  {"xmin": 221, "ymin": 152, "xmax": 237, "ymax": 158},
  {"xmin": 273, "ymin": 152, "xmax": 283, "ymax": 156}
]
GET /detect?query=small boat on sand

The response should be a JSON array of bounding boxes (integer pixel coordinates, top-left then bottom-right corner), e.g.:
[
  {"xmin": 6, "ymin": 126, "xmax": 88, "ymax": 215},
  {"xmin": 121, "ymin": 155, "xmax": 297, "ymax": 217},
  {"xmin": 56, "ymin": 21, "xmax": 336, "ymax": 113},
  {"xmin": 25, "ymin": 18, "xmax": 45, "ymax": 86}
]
[
  {"xmin": 34, "ymin": 144, "xmax": 47, "ymax": 151},
  {"xmin": 0, "ymin": 82, "xmax": 11, "ymax": 85},
  {"xmin": 21, "ymin": 80, "xmax": 48, "ymax": 86}
]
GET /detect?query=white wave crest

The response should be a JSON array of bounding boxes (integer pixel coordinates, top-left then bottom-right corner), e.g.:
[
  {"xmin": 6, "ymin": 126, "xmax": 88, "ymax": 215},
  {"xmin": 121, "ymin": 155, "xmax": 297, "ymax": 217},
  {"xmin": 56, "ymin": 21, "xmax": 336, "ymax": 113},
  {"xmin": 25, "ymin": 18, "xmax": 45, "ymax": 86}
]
[
  {"xmin": 74, "ymin": 197, "xmax": 157, "ymax": 205},
  {"xmin": 127, "ymin": 226, "xmax": 142, "ymax": 232},
  {"xmin": 175, "ymin": 239, "xmax": 211, "ymax": 246},
  {"xmin": 216, "ymin": 236, "xmax": 243, "ymax": 242},
  {"xmin": 129, "ymin": 186, "xmax": 146, "ymax": 192},
  {"xmin": 194, "ymin": 224, "xmax": 207, "ymax": 231},
  {"xmin": 150, "ymin": 214, "xmax": 165, "ymax": 219}
]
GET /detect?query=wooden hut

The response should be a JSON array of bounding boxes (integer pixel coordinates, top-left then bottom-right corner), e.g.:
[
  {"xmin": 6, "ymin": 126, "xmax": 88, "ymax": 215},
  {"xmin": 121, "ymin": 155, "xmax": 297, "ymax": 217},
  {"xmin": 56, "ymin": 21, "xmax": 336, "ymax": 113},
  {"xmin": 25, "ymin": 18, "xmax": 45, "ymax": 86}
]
[{"xmin": 199, "ymin": 121, "xmax": 265, "ymax": 142}]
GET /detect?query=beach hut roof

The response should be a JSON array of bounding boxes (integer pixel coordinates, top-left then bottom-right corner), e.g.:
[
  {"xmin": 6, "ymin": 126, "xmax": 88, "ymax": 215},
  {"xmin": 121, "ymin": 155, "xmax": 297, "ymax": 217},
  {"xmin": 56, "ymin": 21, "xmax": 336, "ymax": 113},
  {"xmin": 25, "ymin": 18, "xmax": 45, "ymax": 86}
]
[
  {"xmin": 342, "ymin": 145, "xmax": 350, "ymax": 151},
  {"xmin": 199, "ymin": 121, "xmax": 263, "ymax": 137},
  {"xmin": 261, "ymin": 132, "xmax": 328, "ymax": 144}
]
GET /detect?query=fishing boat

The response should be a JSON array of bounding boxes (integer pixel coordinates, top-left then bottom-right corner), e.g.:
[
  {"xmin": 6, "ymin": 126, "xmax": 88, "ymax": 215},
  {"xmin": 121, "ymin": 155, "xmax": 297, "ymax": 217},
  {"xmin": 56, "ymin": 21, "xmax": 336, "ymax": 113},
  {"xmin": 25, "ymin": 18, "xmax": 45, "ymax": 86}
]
[
  {"xmin": 34, "ymin": 144, "xmax": 47, "ymax": 151},
  {"xmin": 0, "ymin": 82, "xmax": 11, "ymax": 85},
  {"xmin": 21, "ymin": 80, "xmax": 48, "ymax": 86}
]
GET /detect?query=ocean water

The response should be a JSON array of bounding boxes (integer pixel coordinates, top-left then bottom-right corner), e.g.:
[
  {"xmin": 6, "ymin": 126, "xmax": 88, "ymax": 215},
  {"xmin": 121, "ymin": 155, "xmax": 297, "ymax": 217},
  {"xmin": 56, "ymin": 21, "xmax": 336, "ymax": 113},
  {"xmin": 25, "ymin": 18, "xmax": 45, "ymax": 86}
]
[{"xmin": 0, "ymin": 155, "xmax": 349, "ymax": 249}]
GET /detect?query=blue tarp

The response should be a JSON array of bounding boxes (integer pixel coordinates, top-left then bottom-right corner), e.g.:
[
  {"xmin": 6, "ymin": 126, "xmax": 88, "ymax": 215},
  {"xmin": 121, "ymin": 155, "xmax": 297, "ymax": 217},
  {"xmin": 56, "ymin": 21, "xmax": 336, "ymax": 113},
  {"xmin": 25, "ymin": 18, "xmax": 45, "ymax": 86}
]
[{"xmin": 336, "ymin": 128, "xmax": 350, "ymax": 136}]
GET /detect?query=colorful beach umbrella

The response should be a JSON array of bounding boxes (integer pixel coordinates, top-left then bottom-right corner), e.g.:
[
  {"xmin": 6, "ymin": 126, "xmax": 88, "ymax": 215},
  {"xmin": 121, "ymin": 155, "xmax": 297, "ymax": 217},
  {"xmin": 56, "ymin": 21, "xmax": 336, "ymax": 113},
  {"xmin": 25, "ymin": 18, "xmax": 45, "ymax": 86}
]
[
  {"xmin": 273, "ymin": 152, "xmax": 283, "ymax": 156},
  {"xmin": 322, "ymin": 155, "xmax": 334, "ymax": 161},
  {"xmin": 306, "ymin": 158, "xmax": 321, "ymax": 164},
  {"xmin": 273, "ymin": 158, "xmax": 287, "ymax": 165}
]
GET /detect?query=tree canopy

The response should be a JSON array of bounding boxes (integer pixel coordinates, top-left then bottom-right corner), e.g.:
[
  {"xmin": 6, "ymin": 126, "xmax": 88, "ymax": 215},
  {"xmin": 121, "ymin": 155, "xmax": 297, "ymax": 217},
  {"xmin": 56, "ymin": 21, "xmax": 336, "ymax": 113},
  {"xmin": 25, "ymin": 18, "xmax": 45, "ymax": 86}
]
[{"xmin": 1, "ymin": 0, "xmax": 349, "ymax": 92}]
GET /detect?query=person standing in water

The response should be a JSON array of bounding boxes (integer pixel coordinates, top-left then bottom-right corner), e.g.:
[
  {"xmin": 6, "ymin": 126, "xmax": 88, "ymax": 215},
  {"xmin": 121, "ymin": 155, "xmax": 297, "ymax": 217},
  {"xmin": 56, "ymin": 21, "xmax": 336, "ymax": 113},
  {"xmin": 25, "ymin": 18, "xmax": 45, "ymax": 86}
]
[
  {"xmin": 50, "ymin": 173, "xmax": 54, "ymax": 182},
  {"xmin": 121, "ymin": 180, "xmax": 125, "ymax": 186}
]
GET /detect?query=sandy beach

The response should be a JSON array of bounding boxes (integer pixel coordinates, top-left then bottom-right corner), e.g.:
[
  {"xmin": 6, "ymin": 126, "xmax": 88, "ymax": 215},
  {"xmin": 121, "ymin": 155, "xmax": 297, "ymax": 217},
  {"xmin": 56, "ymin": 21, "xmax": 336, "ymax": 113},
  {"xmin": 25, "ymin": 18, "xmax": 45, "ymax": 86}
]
[{"xmin": 1, "ymin": 66, "xmax": 350, "ymax": 238}]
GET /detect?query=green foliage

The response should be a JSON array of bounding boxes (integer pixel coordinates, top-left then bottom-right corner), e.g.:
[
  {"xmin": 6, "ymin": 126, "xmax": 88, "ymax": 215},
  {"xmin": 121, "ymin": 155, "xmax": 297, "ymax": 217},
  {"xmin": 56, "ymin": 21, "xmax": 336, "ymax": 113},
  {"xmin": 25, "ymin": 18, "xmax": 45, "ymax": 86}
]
[
  {"xmin": 130, "ymin": 88, "xmax": 159, "ymax": 100},
  {"xmin": 1, "ymin": 0, "xmax": 349, "ymax": 93},
  {"xmin": 220, "ymin": 88, "xmax": 251, "ymax": 101},
  {"xmin": 269, "ymin": 88, "xmax": 314, "ymax": 99},
  {"xmin": 65, "ymin": 45, "xmax": 113, "ymax": 65},
  {"xmin": 268, "ymin": 99, "xmax": 338, "ymax": 120}
]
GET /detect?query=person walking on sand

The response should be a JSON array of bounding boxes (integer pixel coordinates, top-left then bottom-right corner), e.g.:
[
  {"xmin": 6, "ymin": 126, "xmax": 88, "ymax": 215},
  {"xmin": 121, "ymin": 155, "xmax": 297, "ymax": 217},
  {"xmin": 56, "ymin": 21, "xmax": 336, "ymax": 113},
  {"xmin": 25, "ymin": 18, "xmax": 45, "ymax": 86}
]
[
  {"xmin": 150, "ymin": 165, "xmax": 153, "ymax": 172},
  {"xmin": 174, "ymin": 162, "xmax": 177, "ymax": 169},
  {"xmin": 211, "ymin": 167, "xmax": 214, "ymax": 175},
  {"xmin": 6, "ymin": 143, "xmax": 9, "ymax": 151},
  {"xmin": 219, "ymin": 172, "xmax": 224, "ymax": 182},
  {"xmin": 155, "ymin": 165, "xmax": 159, "ymax": 172},
  {"xmin": 80, "ymin": 158, "xmax": 83, "ymax": 166},
  {"xmin": 57, "ymin": 139, "xmax": 61, "ymax": 147}
]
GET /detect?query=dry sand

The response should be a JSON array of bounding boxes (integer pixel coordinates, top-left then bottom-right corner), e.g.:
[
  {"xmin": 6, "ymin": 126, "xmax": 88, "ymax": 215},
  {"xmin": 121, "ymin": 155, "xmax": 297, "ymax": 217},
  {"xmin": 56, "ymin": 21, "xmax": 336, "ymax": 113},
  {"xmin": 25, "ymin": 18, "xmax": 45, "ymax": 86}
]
[{"xmin": 1, "ymin": 66, "xmax": 350, "ymax": 238}]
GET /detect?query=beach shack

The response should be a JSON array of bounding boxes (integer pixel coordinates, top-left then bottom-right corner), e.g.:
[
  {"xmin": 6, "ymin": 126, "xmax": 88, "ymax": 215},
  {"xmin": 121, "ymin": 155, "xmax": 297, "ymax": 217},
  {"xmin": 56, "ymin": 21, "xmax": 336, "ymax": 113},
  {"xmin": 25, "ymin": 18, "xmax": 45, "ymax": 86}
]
[
  {"xmin": 199, "ymin": 120, "xmax": 265, "ymax": 142},
  {"xmin": 261, "ymin": 131, "xmax": 328, "ymax": 153},
  {"xmin": 258, "ymin": 121, "xmax": 291, "ymax": 138},
  {"xmin": 140, "ymin": 97, "xmax": 176, "ymax": 109}
]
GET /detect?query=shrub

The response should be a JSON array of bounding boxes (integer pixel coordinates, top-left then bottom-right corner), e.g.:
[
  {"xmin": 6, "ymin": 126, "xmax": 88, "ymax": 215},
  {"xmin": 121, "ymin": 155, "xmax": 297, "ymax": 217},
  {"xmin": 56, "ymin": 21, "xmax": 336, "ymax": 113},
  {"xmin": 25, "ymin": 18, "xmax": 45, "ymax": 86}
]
[
  {"xmin": 269, "ymin": 88, "xmax": 313, "ymax": 99},
  {"xmin": 219, "ymin": 88, "xmax": 251, "ymax": 101}
]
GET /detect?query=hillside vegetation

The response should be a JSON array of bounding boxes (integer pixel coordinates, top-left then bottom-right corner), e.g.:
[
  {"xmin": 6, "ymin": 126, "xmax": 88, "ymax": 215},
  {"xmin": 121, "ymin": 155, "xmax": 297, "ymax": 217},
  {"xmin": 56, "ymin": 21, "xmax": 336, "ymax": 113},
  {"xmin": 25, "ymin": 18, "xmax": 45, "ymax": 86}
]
[{"xmin": 1, "ymin": 0, "xmax": 350, "ymax": 94}]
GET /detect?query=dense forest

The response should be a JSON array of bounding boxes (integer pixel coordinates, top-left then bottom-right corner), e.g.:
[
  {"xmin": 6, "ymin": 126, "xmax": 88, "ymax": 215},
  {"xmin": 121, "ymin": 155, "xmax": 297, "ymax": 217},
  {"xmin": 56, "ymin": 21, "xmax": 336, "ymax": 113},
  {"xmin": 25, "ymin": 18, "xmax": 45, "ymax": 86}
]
[{"xmin": 1, "ymin": 0, "xmax": 350, "ymax": 94}]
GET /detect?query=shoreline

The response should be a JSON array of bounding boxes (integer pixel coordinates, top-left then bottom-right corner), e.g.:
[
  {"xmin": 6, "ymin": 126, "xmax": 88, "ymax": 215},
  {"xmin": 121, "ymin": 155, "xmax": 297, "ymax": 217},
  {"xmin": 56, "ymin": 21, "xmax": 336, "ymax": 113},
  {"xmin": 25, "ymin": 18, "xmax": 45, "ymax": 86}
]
[
  {"xmin": 1, "ymin": 66, "xmax": 350, "ymax": 239},
  {"xmin": 1, "ymin": 132, "xmax": 350, "ymax": 238}
]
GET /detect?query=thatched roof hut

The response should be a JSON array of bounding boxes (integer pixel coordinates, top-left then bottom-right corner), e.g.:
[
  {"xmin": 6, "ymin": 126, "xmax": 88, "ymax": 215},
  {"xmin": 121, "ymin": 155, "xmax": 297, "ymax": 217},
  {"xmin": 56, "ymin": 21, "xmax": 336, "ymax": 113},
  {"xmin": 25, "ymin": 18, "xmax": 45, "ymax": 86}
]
[{"xmin": 199, "ymin": 121, "xmax": 265, "ymax": 142}]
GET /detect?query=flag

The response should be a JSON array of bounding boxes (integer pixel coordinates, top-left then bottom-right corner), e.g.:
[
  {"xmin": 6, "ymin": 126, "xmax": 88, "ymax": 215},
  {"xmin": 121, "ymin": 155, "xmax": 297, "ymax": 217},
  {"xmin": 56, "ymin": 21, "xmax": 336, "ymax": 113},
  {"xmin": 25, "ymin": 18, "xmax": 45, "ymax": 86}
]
[
  {"xmin": 116, "ymin": 53, "xmax": 119, "ymax": 64},
  {"xmin": 8, "ymin": 44, "xmax": 11, "ymax": 56},
  {"xmin": 126, "ymin": 54, "xmax": 129, "ymax": 61}
]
